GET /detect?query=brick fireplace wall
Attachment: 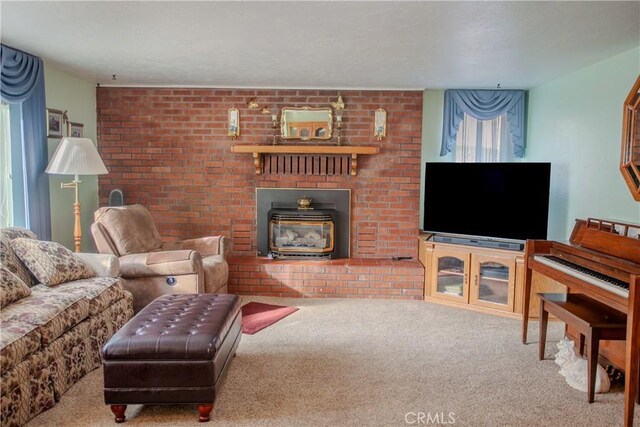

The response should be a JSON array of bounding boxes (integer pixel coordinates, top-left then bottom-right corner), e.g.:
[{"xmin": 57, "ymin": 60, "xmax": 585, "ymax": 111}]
[{"xmin": 97, "ymin": 88, "xmax": 423, "ymax": 261}]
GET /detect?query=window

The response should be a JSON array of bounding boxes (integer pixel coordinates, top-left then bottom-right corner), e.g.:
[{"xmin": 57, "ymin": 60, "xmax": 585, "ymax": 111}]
[
  {"xmin": 0, "ymin": 102, "xmax": 26, "ymax": 228},
  {"xmin": 0, "ymin": 102, "xmax": 12, "ymax": 227},
  {"xmin": 453, "ymin": 113, "xmax": 515, "ymax": 163},
  {"xmin": 0, "ymin": 44, "xmax": 50, "ymax": 239},
  {"xmin": 440, "ymin": 89, "xmax": 526, "ymax": 160}
]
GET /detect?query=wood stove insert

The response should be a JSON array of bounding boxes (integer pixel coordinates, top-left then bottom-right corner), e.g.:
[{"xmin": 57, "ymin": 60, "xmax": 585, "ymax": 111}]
[{"xmin": 268, "ymin": 209, "xmax": 337, "ymax": 259}]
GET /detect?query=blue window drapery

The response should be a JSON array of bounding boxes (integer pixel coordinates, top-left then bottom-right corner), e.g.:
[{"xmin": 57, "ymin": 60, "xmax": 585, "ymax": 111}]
[
  {"xmin": 1, "ymin": 44, "xmax": 51, "ymax": 240},
  {"xmin": 441, "ymin": 89, "xmax": 526, "ymax": 158}
]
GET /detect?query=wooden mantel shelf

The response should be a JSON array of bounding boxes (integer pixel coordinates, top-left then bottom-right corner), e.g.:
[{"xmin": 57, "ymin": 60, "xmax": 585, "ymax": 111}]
[{"xmin": 231, "ymin": 144, "xmax": 379, "ymax": 175}]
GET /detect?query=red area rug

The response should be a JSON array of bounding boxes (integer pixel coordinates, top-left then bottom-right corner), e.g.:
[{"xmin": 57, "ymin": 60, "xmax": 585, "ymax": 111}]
[{"xmin": 241, "ymin": 302, "xmax": 299, "ymax": 335}]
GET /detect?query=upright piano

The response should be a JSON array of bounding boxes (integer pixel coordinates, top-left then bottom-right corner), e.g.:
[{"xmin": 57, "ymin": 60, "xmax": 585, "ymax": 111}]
[{"xmin": 521, "ymin": 218, "xmax": 640, "ymax": 427}]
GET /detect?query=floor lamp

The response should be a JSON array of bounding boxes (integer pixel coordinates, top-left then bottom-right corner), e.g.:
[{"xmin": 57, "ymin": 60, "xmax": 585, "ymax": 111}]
[{"xmin": 46, "ymin": 137, "xmax": 108, "ymax": 252}]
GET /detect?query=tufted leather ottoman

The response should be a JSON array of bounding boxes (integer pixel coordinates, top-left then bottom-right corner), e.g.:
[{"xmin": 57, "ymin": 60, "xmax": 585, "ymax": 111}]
[{"xmin": 102, "ymin": 294, "xmax": 242, "ymax": 423}]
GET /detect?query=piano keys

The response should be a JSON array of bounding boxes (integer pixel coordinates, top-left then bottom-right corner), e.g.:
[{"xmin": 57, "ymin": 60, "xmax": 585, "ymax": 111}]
[
  {"xmin": 532, "ymin": 255, "xmax": 630, "ymax": 298},
  {"xmin": 522, "ymin": 218, "xmax": 640, "ymax": 427}
]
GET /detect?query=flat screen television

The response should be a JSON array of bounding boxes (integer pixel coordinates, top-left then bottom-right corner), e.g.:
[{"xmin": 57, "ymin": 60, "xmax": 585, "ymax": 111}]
[{"xmin": 423, "ymin": 162, "xmax": 551, "ymax": 242}]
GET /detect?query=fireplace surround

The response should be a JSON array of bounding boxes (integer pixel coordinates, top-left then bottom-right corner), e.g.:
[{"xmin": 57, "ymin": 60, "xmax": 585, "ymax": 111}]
[{"xmin": 256, "ymin": 188, "xmax": 350, "ymax": 258}]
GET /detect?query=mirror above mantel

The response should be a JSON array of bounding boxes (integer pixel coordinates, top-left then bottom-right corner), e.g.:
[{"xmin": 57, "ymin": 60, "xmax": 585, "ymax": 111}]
[
  {"xmin": 280, "ymin": 107, "xmax": 333, "ymax": 141},
  {"xmin": 620, "ymin": 75, "xmax": 640, "ymax": 201}
]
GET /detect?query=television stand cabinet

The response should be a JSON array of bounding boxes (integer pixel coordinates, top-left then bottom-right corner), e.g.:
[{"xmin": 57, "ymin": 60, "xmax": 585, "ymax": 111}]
[{"xmin": 418, "ymin": 235, "xmax": 525, "ymax": 318}]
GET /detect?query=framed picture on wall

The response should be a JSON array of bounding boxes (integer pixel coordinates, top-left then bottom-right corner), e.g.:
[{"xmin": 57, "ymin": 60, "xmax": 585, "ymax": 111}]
[
  {"xmin": 46, "ymin": 108, "xmax": 64, "ymax": 138},
  {"xmin": 68, "ymin": 122, "xmax": 84, "ymax": 138}
]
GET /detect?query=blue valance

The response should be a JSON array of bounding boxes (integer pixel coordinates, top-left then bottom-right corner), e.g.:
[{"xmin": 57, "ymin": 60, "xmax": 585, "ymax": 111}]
[
  {"xmin": 1, "ymin": 45, "xmax": 44, "ymax": 102},
  {"xmin": 1, "ymin": 44, "xmax": 51, "ymax": 240},
  {"xmin": 441, "ymin": 89, "xmax": 526, "ymax": 158}
]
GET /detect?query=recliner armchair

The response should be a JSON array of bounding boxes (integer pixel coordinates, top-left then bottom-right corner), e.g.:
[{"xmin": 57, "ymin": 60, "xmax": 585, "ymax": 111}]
[{"xmin": 91, "ymin": 204, "xmax": 229, "ymax": 312}]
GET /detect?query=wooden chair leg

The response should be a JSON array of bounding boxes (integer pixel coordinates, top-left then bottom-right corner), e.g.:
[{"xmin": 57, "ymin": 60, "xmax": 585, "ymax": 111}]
[
  {"xmin": 110, "ymin": 405, "xmax": 127, "ymax": 423},
  {"xmin": 539, "ymin": 301, "xmax": 549, "ymax": 361},
  {"xmin": 587, "ymin": 330, "xmax": 600, "ymax": 403},
  {"xmin": 197, "ymin": 404, "xmax": 213, "ymax": 422}
]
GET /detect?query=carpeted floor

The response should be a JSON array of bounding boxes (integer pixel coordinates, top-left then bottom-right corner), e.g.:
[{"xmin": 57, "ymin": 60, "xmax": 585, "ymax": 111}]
[{"xmin": 28, "ymin": 297, "xmax": 636, "ymax": 426}]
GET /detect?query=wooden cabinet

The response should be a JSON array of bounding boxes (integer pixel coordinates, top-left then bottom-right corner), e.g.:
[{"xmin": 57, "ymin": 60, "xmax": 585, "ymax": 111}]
[
  {"xmin": 429, "ymin": 246, "xmax": 470, "ymax": 304},
  {"xmin": 469, "ymin": 253, "xmax": 516, "ymax": 312},
  {"xmin": 419, "ymin": 236, "xmax": 524, "ymax": 317}
]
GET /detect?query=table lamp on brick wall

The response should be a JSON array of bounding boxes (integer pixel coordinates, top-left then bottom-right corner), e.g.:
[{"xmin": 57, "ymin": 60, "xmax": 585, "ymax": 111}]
[{"xmin": 46, "ymin": 137, "xmax": 108, "ymax": 252}]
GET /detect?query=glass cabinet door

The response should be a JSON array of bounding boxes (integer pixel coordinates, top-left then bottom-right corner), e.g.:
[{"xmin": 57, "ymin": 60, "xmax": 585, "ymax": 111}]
[
  {"xmin": 429, "ymin": 249, "xmax": 470, "ymax": 303},
  {"xmin": 469, "ymin": 254, "xmax": 515, "ymax": 311}
]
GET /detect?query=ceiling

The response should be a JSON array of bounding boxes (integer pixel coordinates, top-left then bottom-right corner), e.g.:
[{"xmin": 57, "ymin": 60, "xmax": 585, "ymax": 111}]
[{"xmin": 1, "ymin": 1, "xmax": 638, "ymax": 90}]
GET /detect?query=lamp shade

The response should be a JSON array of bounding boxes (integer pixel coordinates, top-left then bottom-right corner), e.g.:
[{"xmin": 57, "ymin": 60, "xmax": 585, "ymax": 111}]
[{"xmin": 46, "ymin": 137, "xmax": 108, "ymax": 176}]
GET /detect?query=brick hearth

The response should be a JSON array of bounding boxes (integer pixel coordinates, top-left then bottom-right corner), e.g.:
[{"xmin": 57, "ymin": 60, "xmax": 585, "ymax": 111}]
[
  {"xmin": 228, "ymin": 257, "xmax": 424, "ymax": 299},
  {"xmin": 97, "ymin": 87, "xmax": 425, "ymax": 299}
]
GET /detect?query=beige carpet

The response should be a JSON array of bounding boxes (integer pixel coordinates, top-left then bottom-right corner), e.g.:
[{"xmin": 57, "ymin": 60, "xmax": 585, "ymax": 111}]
[{"xmin": 28, "ymin": 297, "xmax": 636, "ymax": 426}]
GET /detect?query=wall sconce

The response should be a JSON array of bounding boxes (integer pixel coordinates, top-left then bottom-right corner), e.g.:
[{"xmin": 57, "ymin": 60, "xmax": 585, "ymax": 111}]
[
  {"xmin": 331, "ymin": 95, "xmax": 345, "ymax": 146},
  {"xmin": 228, "ymin": 107, "xmax": 240, "ymax": 140},
  {"xmin": 374, "ymin": 108, "xmax": 387, "ymax": 141}
]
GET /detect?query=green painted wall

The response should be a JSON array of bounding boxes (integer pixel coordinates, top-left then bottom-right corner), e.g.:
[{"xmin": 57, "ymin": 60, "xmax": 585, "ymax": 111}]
[
  {"xmin": 44, "ymin": 64, "xmax": 98, "ymax": 251},
  {"xmin": 420, "ymin": 89, "xmax": 444, "ymax": 227},
  {"xmin": 525, "ymin": 47, "xmax": 640, "ymax": 240}
]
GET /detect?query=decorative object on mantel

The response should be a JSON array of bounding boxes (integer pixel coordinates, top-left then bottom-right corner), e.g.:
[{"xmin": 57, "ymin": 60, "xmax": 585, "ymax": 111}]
[
  {"xmin": 374, "ymin": 108, "xmax": 387, "ymax": 141},
  {"xmin": 45, "ymin": 137, "xmax": 108, "ymax": 251},
  {"xmin": 258, "ymin": 106, "xmax": 278, "ymax": 145},
  {"xmin": 335, "ymin": 111, "xmax": 343, "ymax": 146},
  {"xmin": 46, "ymin": 108, "xmax": 66, "ymax": 138},
  {"xmin": 228, "ymin": 107, "xmax": 240, "ymax": 140},
  {"xmin": 67, "ymin": 121, "xmax": 84, "ymax": 138},
  {"xmin": 281, "ymin": 106, "xmax": 332, "ymax": 142},
  {"xmin": 230, "ymin": 144, "xmax": 379, "ymax": 176},
  {"xmin": 331, "ymin": 95, "xmax": 345, "ymax": 146},
  {"xmin": 271, "ymin": 110, "xmax": 280, "ymax": 145}
]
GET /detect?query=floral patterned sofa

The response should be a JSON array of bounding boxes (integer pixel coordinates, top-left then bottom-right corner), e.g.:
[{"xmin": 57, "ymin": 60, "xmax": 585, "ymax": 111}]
[{"xmin": 0, "ymin": 227, "xmax": 133, "ymax": 426}]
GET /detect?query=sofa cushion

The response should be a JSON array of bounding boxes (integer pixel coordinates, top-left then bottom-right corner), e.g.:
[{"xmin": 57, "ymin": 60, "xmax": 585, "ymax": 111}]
[
  {"xmin": 1, "ymin": 291, "xmax": 90, "ymax": 346},
  {"xmin": 0, "ymin": 227, "xmax": 38, "ymax": 241},
  {"xmin": 0, "ymin": 234, "xmax": 35, "ymax": 287},
  {"xmin": 10, "ymin": 238, "xmax": 94, "ymax": 286},
  {"xmin": 0, "ymin": 266, "xmax": 32, "ymax": 308},
  {"xmin": 31, "ymin": 277, "xmax": 125, "ymax": 316},
  {"xmin": 94, "ymin": 205, "xmax": 163, "ymax": 255},
  {"xmin": 0, "ymin": 321, "xmax": 41, "ymax": 374}
]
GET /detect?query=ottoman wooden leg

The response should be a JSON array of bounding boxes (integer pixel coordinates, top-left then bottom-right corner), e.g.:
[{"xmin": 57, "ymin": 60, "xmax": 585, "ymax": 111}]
[
  {"xmin": 197, "ymin": 404, "xmax": 213, "ymax": 422},
  {"xmin": 110, "ymin": 405, "xmax": 127, "ymax": 423}
]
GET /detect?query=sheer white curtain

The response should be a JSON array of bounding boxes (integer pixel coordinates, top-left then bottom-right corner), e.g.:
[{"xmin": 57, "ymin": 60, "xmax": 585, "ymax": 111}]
[
  {"xmin": 453, "ymin": 113, "xmax": 515, "ymax": 162},
  {"xmin": 0, "ymin": 102, "xmax": 13, "ymax": 227}
]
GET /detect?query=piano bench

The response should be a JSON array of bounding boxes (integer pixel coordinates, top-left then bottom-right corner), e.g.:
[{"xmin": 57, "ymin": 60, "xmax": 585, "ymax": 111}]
[{"xmin": 537, "ymin": 292, "xmax": 627, "ymax": 404}]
